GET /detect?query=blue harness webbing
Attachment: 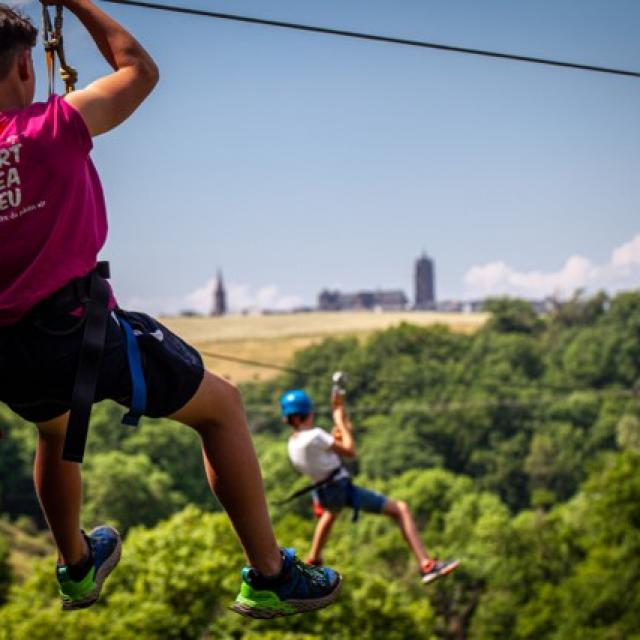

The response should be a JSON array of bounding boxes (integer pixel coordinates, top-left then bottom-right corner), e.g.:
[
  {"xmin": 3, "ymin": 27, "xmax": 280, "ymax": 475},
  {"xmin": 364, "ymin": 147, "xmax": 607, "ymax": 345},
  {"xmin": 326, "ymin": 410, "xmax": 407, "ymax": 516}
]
[{"xmin": 118, "ymin": 315, "xmax": 147, "ymax": 427}]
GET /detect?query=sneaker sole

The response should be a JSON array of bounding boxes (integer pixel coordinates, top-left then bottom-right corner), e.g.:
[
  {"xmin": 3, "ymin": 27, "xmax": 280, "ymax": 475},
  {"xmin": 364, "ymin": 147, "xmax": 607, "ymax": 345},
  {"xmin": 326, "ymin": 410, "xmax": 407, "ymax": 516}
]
[
  {"xmin": 62, "ymin": 528, "xmax": 122, "ymax": 611},
  {"xmin": 422, "ymin": 560, "xmax": 460, "ymax": 585},
  {"xmin": 229, "ymin": 573, "xmax": 343, "ymax": 619}
]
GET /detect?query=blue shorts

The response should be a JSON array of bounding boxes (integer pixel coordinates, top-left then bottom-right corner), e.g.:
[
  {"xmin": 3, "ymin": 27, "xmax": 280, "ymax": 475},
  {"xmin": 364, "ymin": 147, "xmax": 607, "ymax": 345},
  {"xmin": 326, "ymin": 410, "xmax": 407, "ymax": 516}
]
[{"xmin": 313, "ymin": 477, "xmax": 387, "ymax": 515}]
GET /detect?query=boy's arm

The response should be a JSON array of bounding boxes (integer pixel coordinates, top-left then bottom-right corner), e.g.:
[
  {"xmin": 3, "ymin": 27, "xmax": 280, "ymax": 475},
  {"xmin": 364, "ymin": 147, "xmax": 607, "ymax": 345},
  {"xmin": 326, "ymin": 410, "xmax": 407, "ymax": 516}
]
[
  {"xmin": 50, "ymin": 0, "xmax": 158, "ymax": 136},
  {"xmin": 330, "ymin": 393, "xmax": 356, "ymax": 458}
]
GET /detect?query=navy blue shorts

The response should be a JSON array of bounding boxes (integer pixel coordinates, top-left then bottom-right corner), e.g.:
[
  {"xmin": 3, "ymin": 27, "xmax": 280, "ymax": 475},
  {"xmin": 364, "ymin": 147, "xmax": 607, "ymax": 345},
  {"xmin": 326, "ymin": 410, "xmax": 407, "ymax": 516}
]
[
  {"xmin": 0, "ymin": 309, "xmax": 204, "ymax": 423},
  {"xmin": 314, "ymin": 477, "xmax": 388, "ymax": 515}
]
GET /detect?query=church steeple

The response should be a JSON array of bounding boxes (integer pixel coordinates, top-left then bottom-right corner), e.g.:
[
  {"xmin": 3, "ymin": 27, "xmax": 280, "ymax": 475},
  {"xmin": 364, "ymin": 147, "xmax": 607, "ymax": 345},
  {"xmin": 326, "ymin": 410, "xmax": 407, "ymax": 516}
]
[{"xmin": 211, "ymin": 269, "xmax": 227, "ymax": 316}]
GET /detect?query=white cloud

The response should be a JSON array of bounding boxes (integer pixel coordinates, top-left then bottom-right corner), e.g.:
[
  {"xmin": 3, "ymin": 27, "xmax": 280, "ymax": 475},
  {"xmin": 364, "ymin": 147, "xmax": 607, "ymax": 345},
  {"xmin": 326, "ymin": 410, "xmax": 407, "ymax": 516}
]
[
  {"xmin": 184, "ymin": 279, "xmax": 216, "ymax": 314},
  {"xmin": 611, "ymin": 234, "xmax": 640, "ymax": 269},
  {"xmin": 227, "ymin": 283, "xmax": 304, "ymax": 313},
  {"xmin": 189, "ymin": 281, "xmax": 303, "ymax": 313},
  {"xmin": 464, "ymin": 233, "xmax": 640, "ymax": 299},
  {"xmin": 120, "ymin": 279, "xmax": 304, "ymax": 316}
]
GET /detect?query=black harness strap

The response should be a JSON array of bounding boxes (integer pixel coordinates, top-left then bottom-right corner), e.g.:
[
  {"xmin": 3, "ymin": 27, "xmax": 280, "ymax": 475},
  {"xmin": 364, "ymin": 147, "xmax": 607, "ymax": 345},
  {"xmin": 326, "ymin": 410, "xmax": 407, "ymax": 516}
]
[
  {"xmin": 276, "ymin": 466, "xmax": 344, "ymax": 505},
  {"xmin": 62, "ymin": 262, "xmax": 111, "ymax": 463}
]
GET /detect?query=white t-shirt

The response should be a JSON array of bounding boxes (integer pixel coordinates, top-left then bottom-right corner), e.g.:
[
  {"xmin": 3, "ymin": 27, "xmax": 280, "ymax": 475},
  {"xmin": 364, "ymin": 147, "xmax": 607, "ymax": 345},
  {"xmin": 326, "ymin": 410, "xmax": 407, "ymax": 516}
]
[{"xmin": 288, "ymin": 427, "xmax": 348, "ymax": 483}]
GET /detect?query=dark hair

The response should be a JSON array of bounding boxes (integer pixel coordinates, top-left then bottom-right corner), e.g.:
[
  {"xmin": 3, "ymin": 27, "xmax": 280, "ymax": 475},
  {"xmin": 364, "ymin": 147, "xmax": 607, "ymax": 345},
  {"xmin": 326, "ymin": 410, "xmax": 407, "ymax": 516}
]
[
  {"xmin": 0, "ymin": 4, "xmax": 38, "ymax": 81},
  {"xmin": 286, "ymin": 413, "xmax": 310, "ymax": 427}
]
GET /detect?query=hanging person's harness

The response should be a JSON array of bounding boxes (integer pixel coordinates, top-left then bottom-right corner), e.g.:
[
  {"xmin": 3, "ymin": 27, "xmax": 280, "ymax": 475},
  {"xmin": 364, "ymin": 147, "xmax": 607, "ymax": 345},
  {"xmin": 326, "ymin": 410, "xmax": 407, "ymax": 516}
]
[
  {"xmin": 276, "ymin": 466, "xmax": 361, "ymax": 522},
  {"xmin": 26, "ymin": 263, "xmax": 148, "ymax": 462},
  {"xmin": 52, "ymin": 262, "xmax": 111, "ymax": 462}
]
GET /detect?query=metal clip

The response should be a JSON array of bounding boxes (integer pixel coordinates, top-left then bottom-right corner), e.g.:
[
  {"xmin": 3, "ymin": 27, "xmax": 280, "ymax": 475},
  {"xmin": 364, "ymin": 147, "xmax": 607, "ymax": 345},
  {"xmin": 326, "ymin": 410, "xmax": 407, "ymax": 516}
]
[
  {"xmin": 41, "ymin": 4, "xmax": 77, "ymax": 96},
  {"xmin": 332, "ymin": 371, "xmax": 348, "ymax": 397}
]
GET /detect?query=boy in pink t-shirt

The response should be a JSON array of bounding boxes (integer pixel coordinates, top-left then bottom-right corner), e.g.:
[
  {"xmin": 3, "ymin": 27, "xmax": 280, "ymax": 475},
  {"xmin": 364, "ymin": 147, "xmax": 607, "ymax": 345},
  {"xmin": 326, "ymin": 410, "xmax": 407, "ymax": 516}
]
[{"xmin": 0, "ymin": 1, "xmax": 340, "ymax": 616}]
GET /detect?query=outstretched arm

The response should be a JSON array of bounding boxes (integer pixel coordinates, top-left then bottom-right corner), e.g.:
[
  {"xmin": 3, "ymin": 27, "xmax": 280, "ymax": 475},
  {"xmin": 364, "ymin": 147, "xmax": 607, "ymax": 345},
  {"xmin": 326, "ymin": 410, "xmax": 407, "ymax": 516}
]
[
  {"xmin": 50, "ymin": 0, "xmax": 158, "ymax": 136},
  {"xmin": 330, "ymin": 393, "xmax": 356, "ymax": 458}
]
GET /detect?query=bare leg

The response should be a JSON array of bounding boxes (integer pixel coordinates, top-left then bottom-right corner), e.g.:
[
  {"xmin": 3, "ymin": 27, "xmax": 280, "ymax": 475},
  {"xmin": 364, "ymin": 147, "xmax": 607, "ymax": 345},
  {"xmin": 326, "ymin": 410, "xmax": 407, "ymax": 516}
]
[
  {"xmin": 383, "ymin": 499, "xmax": 430, "ymax": 568},
  {"xmin": 169, "ymin": 370, "xmax": 281, "ymax": 576},
  {"xmin": 306, "ymin": 510, "xmax": 337, "ymax": 564},
  {"xmin": 34, "ymin": 413, "xmax": 88, "ymax": 565}
]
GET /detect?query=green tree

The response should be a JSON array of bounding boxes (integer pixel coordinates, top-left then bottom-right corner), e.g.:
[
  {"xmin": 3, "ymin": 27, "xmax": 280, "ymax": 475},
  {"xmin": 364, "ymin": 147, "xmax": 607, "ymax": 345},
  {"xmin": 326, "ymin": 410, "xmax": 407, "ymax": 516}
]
[
  {"xmin": 617, "ymin": 413, "xmax": 640, "ymax": 452},
  {"xmin": 546, "ymin": 290, "xmax": 608, "ymax": 330},
  {"xmin": 0, "ymin": 409, "xmax": 38, "ymax": 521},
  {"xmin": 525, "ymin": 421, "xmax": 586, "ymax": 503},
  {"xmin": 0, "ymin": 529, "xmax": 11, "ymax": 604},
  {"xmin": 122, "ymin": 418, "xmax": 214, "ymax": 509},
  {"xmin": 358, "ymin": 412, "xmax": 444, "ymax": 479},
  {"xmin": 483, "ymin": 298, "xmax": 543, "ymax": 335},
  {"xmin": 83, "ymin": 451, "xmax": 184, "ymax": 533},
  {"xmin": 516, "ymin": 451, "xmax": 640, "ymax": 639},
  {"xmin": 561, "ymin": 326, "xmax": 618, "ymax": 387},
  {"xmin": 0, "ymin": 508, "xmax": 242, "ymax": 640}
]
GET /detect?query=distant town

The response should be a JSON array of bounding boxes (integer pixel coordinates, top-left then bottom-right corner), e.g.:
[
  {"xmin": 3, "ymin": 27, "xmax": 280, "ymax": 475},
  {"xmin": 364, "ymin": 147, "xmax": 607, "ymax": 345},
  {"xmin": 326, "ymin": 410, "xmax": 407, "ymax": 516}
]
[{"xmin": 205, "ymin": 253, "xmax": 556, "ymax": 317}]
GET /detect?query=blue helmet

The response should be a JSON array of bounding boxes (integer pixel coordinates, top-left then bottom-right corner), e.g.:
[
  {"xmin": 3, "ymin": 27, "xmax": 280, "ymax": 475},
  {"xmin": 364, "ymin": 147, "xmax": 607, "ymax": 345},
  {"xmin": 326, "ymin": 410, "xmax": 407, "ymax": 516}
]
[{"xmin": 280, "ymin": 389, "xmax": 313, "ymax": 417}]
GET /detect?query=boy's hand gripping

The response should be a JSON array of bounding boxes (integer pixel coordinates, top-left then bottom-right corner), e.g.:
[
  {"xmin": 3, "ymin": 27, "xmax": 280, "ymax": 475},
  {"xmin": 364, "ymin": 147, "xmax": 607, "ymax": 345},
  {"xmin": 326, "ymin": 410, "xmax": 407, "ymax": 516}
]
[
  {"xmin": 331, "ymin": 371, "xmax": 348, "ymax": 441},
  {"xmin": 331, "ymin": 371, "xmax": 347, "ymax": 405}
]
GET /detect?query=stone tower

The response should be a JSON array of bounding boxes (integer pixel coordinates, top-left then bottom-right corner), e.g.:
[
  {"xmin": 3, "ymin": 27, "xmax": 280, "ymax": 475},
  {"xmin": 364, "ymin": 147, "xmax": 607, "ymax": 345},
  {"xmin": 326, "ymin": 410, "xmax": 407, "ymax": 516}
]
[
  {"xmin": 211, "ymin": 270, "xmax": 227, "ymax": 316},
  {"xmin": 414, "ymin": 253, "xmax": 435, "ymax": 309}
]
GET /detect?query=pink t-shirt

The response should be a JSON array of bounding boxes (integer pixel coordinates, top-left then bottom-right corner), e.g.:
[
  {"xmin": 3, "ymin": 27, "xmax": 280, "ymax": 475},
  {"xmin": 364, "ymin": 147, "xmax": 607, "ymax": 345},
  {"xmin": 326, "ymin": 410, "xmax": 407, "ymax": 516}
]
[{"xmin": 0, "ymin": 95, "xmax": 110, "ymax": 326}]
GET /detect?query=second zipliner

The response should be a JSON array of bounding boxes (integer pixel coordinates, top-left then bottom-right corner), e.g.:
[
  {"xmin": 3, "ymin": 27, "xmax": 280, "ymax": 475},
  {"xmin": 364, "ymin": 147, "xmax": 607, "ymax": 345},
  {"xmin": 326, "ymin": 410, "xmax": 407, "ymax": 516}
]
[{"xmin": 280, "ymin": 373, "xmax": 460, "ymax": 585}]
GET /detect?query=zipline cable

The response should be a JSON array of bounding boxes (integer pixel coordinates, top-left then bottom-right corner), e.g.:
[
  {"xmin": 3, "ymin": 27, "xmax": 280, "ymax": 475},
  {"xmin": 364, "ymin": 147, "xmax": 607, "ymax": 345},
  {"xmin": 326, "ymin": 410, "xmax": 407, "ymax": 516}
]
[
  {"xmin": 272, "ymin": 390, "xmax": 637, "ymax": 413},
  {"xmin": 101, "ymin": 0, "xmax": 640, "ymax": 79},
  {"xmin": 199, "ymin": 349, "xmax": 305, "ymax": 375},
  {"xmin": 200, "ymin": 349, "xmax": 405, "ymax": 384},
  {"xmin": 242, "ymin": 392, "xmax": 598, "ymax": 418},
  {"xmin": 198, "ymin": 348, "xmax": 639, "ymax": 398}
]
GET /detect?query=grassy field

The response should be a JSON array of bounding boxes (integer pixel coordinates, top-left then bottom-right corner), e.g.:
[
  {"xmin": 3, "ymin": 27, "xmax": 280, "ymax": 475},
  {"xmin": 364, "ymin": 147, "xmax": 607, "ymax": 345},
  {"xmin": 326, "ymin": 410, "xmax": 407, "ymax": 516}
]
[{"xmin": 162, "ymin": 311, "xmax": 488, "ymax": 383}]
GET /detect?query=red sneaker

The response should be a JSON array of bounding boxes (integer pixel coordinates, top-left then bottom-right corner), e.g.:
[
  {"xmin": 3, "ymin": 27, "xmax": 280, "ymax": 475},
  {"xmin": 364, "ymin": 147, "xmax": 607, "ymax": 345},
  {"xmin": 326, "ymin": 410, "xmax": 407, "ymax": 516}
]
[{"xmin": 421, "ymin": 558, "xmax": 460, "ymax": 585}]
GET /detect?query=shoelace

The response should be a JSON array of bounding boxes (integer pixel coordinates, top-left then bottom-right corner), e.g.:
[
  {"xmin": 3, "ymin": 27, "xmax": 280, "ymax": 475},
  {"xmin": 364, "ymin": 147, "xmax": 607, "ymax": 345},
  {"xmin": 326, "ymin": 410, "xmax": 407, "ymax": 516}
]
[{"xmin": 292, "ymin": 555, "xmax": 326, "ymax": 588}]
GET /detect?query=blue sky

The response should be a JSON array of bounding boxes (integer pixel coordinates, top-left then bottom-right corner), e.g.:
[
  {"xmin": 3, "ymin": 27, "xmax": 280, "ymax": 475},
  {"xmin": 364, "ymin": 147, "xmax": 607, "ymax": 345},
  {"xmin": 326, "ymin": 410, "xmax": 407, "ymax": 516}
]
[{"xmin": 19, "ymin": 0, "xmax": 640, "ymax": 313}]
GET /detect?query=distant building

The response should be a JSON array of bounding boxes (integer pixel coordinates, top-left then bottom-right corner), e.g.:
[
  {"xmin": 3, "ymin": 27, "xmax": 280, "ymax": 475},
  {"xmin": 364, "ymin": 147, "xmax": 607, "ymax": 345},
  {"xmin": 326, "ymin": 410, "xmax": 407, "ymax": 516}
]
[
  {"xmin": 211, "ymin": 270, "xmax": 227, "ymax": 316},
  {"xmin": 318, "ymin": 290, "xmax": 342, "ymax": 311},
  {"xmin": 318, "ymin": 289, "xmax": 408, "ymax": 311},
  {"xmin": 435, "ymin": 300, "xmax": 464, "ymax": 313},
  {"xmin": 414, "ymin": 253, "xmax": 435, "ymax": 309},
  {"xmin": 374, "ymin": 290, "xmax": 409, "ymax": 310}
]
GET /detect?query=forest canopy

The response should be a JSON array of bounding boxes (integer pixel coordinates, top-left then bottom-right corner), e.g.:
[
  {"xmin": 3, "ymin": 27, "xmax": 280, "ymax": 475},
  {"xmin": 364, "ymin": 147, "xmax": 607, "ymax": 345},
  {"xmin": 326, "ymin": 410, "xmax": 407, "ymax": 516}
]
[{"xmin": 1, "ymin": 291, "xmax": 639, "ymax": 639}]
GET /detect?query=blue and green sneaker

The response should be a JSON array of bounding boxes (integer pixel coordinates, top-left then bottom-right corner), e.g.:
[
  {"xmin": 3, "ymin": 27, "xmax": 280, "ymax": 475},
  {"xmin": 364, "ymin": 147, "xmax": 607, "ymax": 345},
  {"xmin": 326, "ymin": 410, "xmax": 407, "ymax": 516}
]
[
  {"xmin": 56, "ymin": 525, "xmax": 122, "ymax": 611},
  {"xmin": 230, "ymin": 548, "xmax": 342, "ymax": 618}
]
